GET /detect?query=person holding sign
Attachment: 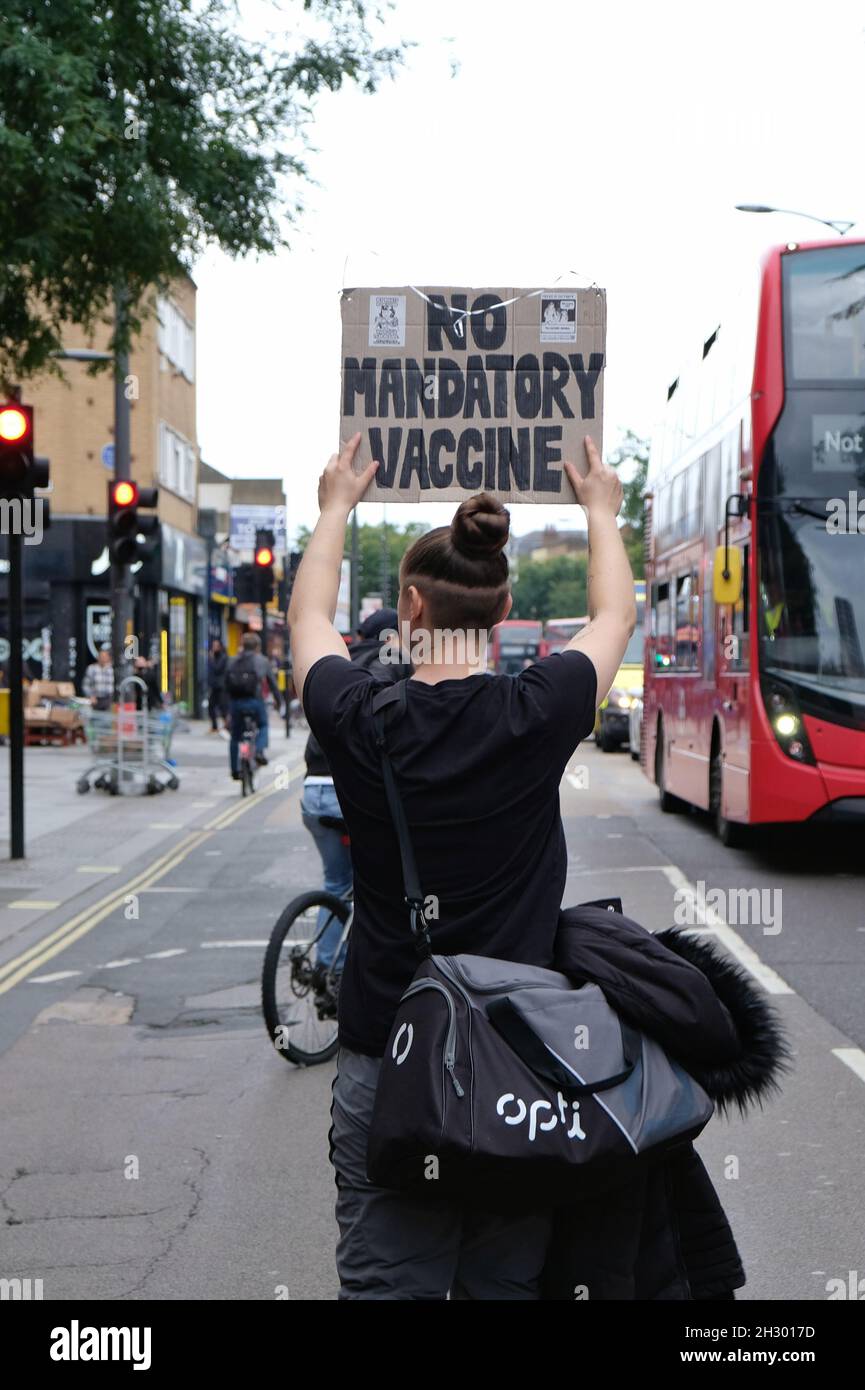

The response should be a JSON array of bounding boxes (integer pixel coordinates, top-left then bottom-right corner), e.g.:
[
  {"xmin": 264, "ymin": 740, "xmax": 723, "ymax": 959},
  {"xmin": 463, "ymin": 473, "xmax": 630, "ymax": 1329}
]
[{"xmin": 289, "ymin": 432, "xmax": 636, "ymax": 1299}]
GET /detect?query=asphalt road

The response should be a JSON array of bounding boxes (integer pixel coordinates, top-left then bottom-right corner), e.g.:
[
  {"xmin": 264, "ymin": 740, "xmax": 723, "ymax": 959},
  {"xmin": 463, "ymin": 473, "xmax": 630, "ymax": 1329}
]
[{"xmin": 0, "ymin": 726, "xmax": 863, "ymax": 1301}]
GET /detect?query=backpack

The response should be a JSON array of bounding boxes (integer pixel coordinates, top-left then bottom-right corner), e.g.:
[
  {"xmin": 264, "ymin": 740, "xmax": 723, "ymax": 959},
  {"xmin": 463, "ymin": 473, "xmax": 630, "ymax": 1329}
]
[
  {"xmin": 226, "ymin": 653, "xmax": 259, "ymax": 699},
  {"xmin": 365, "ymin": 681, "xmax": 714, "ymax": 1206}
]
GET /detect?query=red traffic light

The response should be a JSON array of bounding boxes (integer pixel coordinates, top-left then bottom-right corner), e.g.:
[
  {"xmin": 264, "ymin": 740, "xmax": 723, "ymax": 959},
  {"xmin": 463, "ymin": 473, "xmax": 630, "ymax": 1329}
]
[
  {"xmin": 112, "ymin": 480, "xmax": 138, "ymax": 508},
  {"xmin": 0, "ymin": 405, "xmax": 30, "ymax": 443},
  {"xmin": 255, "ymin": 546, "xmax": 274, "ymax": 567}
]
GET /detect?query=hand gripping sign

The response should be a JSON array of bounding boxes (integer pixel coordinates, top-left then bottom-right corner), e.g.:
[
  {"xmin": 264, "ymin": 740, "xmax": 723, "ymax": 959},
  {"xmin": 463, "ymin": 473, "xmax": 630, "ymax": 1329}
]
[{"xmin": 339, "ymin": 285, "xmax": 606, "ymax": 504}]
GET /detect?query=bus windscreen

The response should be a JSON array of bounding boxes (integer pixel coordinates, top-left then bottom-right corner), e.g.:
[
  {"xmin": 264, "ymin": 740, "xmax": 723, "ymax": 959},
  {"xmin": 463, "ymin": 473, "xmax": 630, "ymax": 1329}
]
[{"xmin": 784, "ymin": 245, "xmax": 865, "ymax": 384}]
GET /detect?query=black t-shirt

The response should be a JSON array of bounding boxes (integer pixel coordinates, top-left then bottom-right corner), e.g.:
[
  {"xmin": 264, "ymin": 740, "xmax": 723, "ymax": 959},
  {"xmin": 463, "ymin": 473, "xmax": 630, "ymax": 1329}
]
[{"xmin": 302, "ymin": 650, "xmax": 597, "ymax": 1057}]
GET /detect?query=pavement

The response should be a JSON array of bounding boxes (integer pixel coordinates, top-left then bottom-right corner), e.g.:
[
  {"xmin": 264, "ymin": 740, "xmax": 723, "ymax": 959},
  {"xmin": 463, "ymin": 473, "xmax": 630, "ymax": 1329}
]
[{"xmin": 0, "ymin": 725, "xmax": 863, "ymax": 1300}]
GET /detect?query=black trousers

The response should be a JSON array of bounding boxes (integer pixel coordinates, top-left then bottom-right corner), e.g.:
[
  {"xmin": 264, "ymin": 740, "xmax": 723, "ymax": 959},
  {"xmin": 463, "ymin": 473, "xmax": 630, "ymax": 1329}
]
[{"xmin": 329, "ymin": 1047, "xmax": 552, "ymax": 1300}]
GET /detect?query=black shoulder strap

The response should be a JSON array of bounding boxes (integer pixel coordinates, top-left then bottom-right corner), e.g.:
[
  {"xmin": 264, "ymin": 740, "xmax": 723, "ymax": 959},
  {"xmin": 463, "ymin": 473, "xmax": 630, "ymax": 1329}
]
[{"xmin": 371, "ymin": 682, "xmax": 432, "ymax": 960}]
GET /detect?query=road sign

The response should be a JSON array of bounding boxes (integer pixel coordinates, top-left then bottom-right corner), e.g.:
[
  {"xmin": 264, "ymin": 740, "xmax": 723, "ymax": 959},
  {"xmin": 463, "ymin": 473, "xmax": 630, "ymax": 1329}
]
[
  {"xmin": 101, "ymin": 443, "xmax": 115, "ymax": 470},
  {"xmin": 229, "ymin": 505, "xmax": 286, "ymax": 553}
]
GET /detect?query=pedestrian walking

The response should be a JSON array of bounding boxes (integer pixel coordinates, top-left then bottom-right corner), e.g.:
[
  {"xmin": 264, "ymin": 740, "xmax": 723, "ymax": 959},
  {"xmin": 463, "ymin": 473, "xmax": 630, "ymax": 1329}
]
[
  {"xmin": 82, "ymin": 644, "xmax": 114, "ymax": 711},
  {"xmin": 132, "ymin": 653, "xmax": 163, "ymax": 710},
  {"xmin": 207, "ymin": 639, "xmax": 229, "ymax": 733},
  {"xmin": 288, "ymin": 433, "xmax": 787, "ymax": 1301}
]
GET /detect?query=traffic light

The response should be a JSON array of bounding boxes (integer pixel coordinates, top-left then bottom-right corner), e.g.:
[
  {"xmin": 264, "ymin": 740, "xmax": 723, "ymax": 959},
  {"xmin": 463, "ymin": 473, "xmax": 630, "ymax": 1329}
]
[
  {"xmin": 254, "ymin": 528, "xmax": 275, "ymax": 605},
  {"xmin": 108, "ymin": 480, "xmax": 159, "ymax": 564},
  {"xmin": 0, "ymin": 402, "xmax": 48, "ymax": 499},
  {"xmin": 233, "ymin": 563, "xmax": 257, "ymax": 603}
]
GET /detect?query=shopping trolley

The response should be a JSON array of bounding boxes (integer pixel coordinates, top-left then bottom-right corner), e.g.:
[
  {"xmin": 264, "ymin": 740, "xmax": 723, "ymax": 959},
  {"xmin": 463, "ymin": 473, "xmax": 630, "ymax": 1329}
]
[{"xmin": 76, "ymin": 676, "xmax": 180, "ymax": 796}]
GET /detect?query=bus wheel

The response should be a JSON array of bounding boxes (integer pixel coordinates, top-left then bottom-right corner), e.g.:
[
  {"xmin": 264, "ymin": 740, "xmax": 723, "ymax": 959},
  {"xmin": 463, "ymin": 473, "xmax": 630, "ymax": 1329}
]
[
  {"xmin": 709, "ymin": 746, "xmax": 747, "ymax": 848},
  {"xmin": 655, "ymin": 727, "xmax": 684, "ymax": 813}
]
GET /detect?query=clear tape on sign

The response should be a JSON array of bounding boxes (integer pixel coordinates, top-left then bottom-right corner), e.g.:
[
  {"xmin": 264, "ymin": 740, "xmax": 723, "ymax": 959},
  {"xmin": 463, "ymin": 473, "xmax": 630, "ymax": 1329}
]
[{"xmin": 339, "ymin": 263, "xmax": 602, "ymax": 316}]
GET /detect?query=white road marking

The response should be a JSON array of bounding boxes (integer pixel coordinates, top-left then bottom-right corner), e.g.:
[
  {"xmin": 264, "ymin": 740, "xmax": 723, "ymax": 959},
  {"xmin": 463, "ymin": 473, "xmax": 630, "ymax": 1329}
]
[
  {"xmin": 660, "ymin": 865, "xmax": 794, "ymax": 996},
  {"xmin": 76, "ymin": 866, "xmax": 121, "ymax": 874},
  {"xmin": 139, "ymin": 887, "xmax": 200, "ymax": 893},
  {"xmin": 200, "ymin": 940, "xmax": 269, "ymax": 949},
  {"xmin": 832, "ymin": 1048, "xmax": 865, "ymax": 1085},
  {"xmin": 148, "ymin": 822, "xmax": 184, "ymax": 830},
  {"xmin": 204, "ymin": 851, "xmax": 222, "ymax": 856},
  {"xmin": 8, "ymin": 900, "xmax": 61, "ymax": 910},
  {"xmin": 566, "ymin": 863, "xmax": 672, "ymax": 876},
  {"xmin": 27, "ymin": 970, "xmax": 82, "ymax": 984},
  {"xmin": 102, "ymin": 958, "xmax": 141, "ymax": 969},
  {"xmin": 145, "ymin": 949, "xmax": 187, "ymax": 959}
]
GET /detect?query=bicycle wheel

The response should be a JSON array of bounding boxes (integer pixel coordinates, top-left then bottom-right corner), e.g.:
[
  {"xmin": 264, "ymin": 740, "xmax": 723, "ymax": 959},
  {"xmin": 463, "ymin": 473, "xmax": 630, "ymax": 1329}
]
[
  {"xmin": 241, "ymin": 757, "xmax": 254, "ymax": 796},
  {"xmin": 261, "ymin": 890, "xmax": 351, "ymax": 1066}
]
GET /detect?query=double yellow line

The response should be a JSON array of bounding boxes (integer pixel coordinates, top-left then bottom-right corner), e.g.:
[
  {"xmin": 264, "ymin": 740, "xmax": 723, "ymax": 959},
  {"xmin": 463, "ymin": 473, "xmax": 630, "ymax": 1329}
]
[{"xmin": 0, "ymin": 780, "xmax": 285, "ymax": 997}]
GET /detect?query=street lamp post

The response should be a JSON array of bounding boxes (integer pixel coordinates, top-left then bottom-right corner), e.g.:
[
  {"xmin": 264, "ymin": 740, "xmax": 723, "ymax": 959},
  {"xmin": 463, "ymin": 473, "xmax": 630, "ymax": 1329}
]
[{"xmin": 735, "ymin": 204, "xmax": 856, "ymax": 236}]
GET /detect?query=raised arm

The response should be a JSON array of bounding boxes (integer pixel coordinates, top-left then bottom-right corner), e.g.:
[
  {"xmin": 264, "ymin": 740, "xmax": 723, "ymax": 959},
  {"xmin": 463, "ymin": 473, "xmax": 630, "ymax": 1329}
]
[
  {"xmin": 564, "ymin": 438, "xmax": 637, "ymax": 706},
  {"xmin": 288, "ymin": 433, "xmax": 378, "ymax": 703}
]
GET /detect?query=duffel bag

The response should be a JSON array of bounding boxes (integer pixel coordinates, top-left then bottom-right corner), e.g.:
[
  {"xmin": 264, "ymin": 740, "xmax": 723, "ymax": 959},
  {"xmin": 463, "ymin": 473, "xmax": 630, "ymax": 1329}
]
[{"xmin": 366, "ymin": 683, "xmax": 713, "ymax": 1205}]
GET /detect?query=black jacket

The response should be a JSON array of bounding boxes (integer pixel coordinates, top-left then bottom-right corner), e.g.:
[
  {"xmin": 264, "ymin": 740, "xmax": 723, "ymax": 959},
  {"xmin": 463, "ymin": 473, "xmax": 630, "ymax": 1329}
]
[
  {"xmin": 541, "ymin": 901, "xmax": 791, "ymax": 1300},
  {"xmin": 208, "ymin": 651, "xmax": 228, "ymax": 691},
  {"xmin": 132, "ymin": 665, "xmax": 162, "ymax": 711}
]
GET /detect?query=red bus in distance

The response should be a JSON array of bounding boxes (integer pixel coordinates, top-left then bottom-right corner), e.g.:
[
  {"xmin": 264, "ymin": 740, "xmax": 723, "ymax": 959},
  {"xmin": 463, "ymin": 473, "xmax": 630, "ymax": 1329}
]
[
  {"xmin": 489, "ymin": 619, "xmax": 543, "ymax": 674},
  {"xmin": 642, "ymin": 237, "xmax": 865, "ymax": 844},
  {"xmin": 541, "ymin": 616, "xmax": 589, "ymax": 658}
]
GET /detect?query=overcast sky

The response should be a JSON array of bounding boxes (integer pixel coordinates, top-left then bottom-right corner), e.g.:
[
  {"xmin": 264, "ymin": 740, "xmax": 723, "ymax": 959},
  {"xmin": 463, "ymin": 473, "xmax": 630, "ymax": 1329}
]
[{"xmin": 194, "ymin": 0, "xmax": 865, "ymax": 541}]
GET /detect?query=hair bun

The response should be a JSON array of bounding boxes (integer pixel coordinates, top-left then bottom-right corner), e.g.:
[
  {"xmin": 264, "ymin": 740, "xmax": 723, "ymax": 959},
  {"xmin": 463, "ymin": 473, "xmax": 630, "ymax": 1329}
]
[{"xmin": 451, "ymin": 493, "xmax": 510, "ymax": 558}]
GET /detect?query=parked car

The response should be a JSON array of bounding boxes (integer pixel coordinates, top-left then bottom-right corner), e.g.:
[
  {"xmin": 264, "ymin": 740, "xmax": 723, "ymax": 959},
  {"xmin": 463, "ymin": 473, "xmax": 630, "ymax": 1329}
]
[{"xmin": 629, "ymin": 696, "xmax": 643, "ymax": 761}]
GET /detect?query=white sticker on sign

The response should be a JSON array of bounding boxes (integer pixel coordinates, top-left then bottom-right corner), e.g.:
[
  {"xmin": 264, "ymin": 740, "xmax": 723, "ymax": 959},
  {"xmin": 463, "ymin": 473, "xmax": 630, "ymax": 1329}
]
[
  {"xmin": 369, "ymin": 294, "xmax": 406, "ymax": 347},
  {"xmin": 540, "ymin": 294, "xmax": 577, "ymax": 342}
]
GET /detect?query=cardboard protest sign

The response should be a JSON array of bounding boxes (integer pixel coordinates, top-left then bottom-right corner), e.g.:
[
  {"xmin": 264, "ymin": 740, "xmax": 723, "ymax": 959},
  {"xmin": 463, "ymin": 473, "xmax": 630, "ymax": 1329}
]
[{"xmin": 339, "ymin": 285, "xmax": 606, "ymax": 503}]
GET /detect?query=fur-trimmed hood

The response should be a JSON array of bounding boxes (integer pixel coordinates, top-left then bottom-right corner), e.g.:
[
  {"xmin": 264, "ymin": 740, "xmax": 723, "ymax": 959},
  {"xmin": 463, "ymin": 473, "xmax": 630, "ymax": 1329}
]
[
  {"xmin": 654, "ymin": 927, "xmax": 792, "ymax": 1115},
  {"xmin": 554, "ymin": 901, "xmax": 792, "ymax": 1115}
]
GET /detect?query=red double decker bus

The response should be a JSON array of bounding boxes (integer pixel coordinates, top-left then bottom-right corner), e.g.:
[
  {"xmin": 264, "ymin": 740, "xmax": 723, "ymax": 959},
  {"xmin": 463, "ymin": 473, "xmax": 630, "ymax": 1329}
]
[
  {"xmin": 489, "ymin": 619, "xmax": 543, "ymax": 673},
  {"xmin": 643, "ymin": 237, "xmax": 865, "ymax": 844},
  {"xmin": 540, "ymin": 616, "xmax": 589, "ymax": 657}
]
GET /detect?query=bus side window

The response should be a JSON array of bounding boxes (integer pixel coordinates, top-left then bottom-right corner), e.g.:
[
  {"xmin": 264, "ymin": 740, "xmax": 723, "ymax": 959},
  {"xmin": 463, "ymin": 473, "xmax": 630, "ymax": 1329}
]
[
  {"xmin": 676, "ymin": 573, "xmax": 696, "ymax": 671},
  {"xmin": 653, "ymin": 580, "xmax": 673, "ymax": 669},
  {"xmin": 703, "ymin": 444, "xmax": 721, "ymax": 538}
]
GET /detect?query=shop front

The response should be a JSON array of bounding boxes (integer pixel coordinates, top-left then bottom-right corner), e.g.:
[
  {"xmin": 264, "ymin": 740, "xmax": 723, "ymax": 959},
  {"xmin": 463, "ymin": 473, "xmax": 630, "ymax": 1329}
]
[
  {"xmin": 144, "ymin": 524, "xmax": 208, "ymax": 717},
  {"xmin": 0, "ymin": 519, "xmax": 209, "ymax": 715}
]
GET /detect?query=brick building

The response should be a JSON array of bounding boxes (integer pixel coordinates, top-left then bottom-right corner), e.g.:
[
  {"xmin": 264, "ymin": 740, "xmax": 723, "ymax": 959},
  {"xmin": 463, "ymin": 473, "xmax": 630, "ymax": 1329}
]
[
  {"xmin": 198, "ymin": 462, "xmax": 287, "ymax": 663},
  {"xmin": 0, "ymin": 278, "xmax": 208, "ymax": 713}
]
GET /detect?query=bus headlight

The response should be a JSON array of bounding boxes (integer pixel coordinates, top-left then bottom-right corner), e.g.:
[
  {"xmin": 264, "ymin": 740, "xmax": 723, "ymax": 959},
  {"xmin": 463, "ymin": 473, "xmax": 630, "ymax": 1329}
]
[{"xmin": 763, "ymin": 679, "xmax": 815, "ymax": 764}]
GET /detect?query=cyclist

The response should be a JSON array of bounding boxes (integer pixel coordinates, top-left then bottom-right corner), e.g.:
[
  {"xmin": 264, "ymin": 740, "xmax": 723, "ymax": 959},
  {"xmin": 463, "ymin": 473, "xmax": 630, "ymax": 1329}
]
[
  {"xmin": 288, "ymin": 432, "xmax": 635, "ymax": 1300},
  {"xmin": 301, "ymin": 608, "xmax": 410, "ymax": 1004},
  {"xmin": 226, "ymin": 633, "xmax": 282, "ymax": 781}
]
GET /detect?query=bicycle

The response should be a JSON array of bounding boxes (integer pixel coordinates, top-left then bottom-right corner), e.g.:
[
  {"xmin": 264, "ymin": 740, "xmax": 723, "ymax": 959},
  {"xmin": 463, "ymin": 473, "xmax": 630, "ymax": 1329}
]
[
  {"xmin": 261, "ymin": 814, "xmax": 352, "ymax": 1066},
  {"xmin": 237, "ymin": 712, "xmax": 258, "ymax": 797}
]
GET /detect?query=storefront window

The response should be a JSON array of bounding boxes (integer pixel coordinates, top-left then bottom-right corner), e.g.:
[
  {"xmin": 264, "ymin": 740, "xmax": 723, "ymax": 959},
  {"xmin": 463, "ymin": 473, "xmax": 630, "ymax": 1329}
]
[{"xmin": 168, "ymin": 596, "xmax": 194, "ymax": 711}]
